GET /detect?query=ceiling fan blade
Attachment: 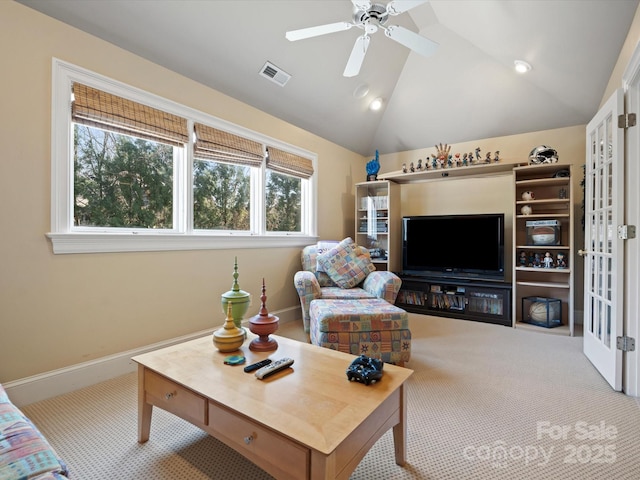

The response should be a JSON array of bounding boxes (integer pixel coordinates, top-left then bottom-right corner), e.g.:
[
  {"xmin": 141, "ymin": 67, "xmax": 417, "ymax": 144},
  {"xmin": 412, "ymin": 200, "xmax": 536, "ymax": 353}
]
[
  {"xmin": 343, "ymin": 35, "xmax": 370, "ymax": 77},
  {"xmin": 351, "ymin": 0, "xmax": 372, "ymax": 11},
  {"xmin": 286, "ymin": 22, "xmax": 353, "ymax": 41},
  {"xmin": 386, "ymin": 0, "xmax": 428, "ymax": 16},
  {"xmin": 384, "ymin": 25, "xmax": 438, "ymax": 57}
]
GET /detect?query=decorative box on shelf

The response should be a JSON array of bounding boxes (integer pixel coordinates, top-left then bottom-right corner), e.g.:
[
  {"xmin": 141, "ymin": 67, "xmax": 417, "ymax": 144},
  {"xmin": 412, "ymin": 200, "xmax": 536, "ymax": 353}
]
[{"xmin": 522, "ymin": 296, "xmax": 562, "ymax": 328}]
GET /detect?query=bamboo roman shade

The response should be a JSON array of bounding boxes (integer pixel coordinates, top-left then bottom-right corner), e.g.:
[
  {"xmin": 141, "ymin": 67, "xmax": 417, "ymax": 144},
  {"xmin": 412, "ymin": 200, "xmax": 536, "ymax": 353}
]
[
  {"xmin": 194, "ymin": 123, "xmax": 264, "ymax": 167},
  {"xmin": 72, "ymin": 83, "xmax": 189, "ymax": 147},
  {"xmin": 266, "ymin": 147, "xmax": 314, "ymax": 179}
]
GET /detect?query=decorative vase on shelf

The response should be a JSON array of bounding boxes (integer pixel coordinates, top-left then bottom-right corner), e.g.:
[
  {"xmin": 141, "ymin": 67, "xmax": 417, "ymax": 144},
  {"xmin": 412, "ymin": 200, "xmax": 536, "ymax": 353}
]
[
  {"xmin": 248, "ymin": 278, "xmax": 279, "ymax": 352},
  {"xmin": 213, "ymin": 301, "xmax": 245, "ymax": 352},
  {"xmin": 220, "ymin": 257, "xmax": 251, "ymax": 331}
]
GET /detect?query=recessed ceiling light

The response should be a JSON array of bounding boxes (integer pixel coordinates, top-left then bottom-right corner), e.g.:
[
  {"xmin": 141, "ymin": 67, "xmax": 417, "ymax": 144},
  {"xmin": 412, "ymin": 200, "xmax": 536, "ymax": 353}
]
[
  {"xmin": 369, "ymin": 97, "xmax": 383, "ymax": 111},
  {"xmin": 514, "ymin": 60, "xmax": 532, "ymax": 73},
  {"xmin": 353, "ymin": 83, "xmax": 370, "ymax": 99}
]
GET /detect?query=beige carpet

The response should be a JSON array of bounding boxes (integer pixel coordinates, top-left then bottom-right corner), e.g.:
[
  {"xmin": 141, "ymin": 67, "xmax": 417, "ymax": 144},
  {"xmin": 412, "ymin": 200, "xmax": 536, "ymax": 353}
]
[{"xmin": 21, "ymin": 315, "xmax": 640, "ymax": 479}]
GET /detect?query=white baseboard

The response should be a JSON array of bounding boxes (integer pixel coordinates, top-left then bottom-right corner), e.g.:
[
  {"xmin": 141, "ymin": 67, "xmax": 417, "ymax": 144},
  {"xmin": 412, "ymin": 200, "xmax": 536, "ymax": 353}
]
[{"xmin": 5, "ymin": 307, "xmax": 300, "ymax": 407}]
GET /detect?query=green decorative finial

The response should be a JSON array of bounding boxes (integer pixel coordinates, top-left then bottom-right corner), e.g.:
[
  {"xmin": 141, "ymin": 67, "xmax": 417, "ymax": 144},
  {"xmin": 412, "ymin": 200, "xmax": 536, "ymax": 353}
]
[
  {"xmin": 232, "ymin": 256, "xmax": 240, "ymax": 292},
  {"xmin": 221, "ymin": 256, "xmax": 251, "ymax": 330}
]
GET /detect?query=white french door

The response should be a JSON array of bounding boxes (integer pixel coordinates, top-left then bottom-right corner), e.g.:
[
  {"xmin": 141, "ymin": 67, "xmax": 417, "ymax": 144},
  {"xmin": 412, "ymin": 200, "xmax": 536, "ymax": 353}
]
[{"xmin": 583, "ymin": 88, "xmax": 625, "ymax": 391}]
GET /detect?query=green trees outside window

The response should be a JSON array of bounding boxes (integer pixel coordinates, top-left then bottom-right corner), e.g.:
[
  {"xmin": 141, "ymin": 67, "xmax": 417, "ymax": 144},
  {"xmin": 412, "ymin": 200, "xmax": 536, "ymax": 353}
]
[
  {"xmin": 193, "ymin": 160, "xmax": 250, "ymax": 230},
  {"xmin": 74, "ymin": 125, "xmax": 173, "ymax": 228},
  {"xmin": 74, "ymin": 124, "xmax": 303, "ymax": 233},
  {"xmin": 266, "ymin": 170, "xmax": 301, "ymax": 232}
]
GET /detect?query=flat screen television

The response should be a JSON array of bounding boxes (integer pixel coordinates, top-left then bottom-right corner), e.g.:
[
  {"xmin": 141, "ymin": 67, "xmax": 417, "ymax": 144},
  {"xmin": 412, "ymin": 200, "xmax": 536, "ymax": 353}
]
[{"xmin": 402, "ymin": 213, "xmax": 505, "ymax": 281}]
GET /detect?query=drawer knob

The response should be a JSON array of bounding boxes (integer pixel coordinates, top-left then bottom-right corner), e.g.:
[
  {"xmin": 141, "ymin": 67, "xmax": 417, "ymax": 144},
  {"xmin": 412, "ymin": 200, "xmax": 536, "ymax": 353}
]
[
  {"xmin": 243, "ymin": 435, "xmax": 253, "ymax": 445},
  {"xmin": 165, "ymin": 391, "xmax": 176, "ymax": 400}
]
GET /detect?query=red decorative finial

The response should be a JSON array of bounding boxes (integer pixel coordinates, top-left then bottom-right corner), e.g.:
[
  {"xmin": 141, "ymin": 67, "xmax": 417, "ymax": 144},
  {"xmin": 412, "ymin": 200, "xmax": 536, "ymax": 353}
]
[
  {"xmin": 258, "ymin": 278, "xmax": 269, "ymax": 317},
  {"xmin": 248, "ymin": 278, "xmax": 279, "ymax": 351}
]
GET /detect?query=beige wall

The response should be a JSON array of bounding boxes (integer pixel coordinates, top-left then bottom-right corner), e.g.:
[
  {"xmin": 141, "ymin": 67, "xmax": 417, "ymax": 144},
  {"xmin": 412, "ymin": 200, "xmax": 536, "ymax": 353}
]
[{"xmin": 0, "ymin": 2, "xmax": 363, "ymax": 382}]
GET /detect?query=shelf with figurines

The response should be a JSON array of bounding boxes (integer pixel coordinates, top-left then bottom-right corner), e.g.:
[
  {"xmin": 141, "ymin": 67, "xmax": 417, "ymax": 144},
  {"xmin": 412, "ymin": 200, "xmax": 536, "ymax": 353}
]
[
  {"xmin": 515, "ymin": 249, "xmax": 570, "ymax": 272},
  {"xmin": 378, "ymin": 144, "xmax": 523, "ymax": 184}
]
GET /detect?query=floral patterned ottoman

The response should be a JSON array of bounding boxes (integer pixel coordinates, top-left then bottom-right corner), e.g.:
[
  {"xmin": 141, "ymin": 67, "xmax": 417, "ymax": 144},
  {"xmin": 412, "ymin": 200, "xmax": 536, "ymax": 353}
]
[{"xmin": 309, "ymin": 298, "xmax": 411, "ymax": 365}]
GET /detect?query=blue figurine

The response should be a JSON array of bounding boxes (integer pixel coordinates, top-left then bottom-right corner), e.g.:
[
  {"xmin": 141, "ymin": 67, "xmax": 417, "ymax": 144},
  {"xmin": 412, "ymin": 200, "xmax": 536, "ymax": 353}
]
[
  {"xmin": 475, "ymin": 147, "xmax": 481, "ymax": 162},
  {"xmin": 366, "ymin": 149, "xmax": 380, "ymax": 181}
]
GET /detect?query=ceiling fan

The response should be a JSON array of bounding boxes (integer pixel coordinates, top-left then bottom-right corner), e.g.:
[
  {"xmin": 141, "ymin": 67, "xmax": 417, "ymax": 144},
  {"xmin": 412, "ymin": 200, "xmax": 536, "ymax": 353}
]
[{"xmin": 285, "ymin": 0, "xmax": 438, "ymax": 77}]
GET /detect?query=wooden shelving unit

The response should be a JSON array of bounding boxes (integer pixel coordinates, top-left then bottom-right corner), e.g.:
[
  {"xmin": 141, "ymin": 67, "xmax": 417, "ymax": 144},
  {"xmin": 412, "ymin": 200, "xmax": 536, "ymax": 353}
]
[
  {"xmin": 512, "ymin": 164, "xmax": 575, "ymax": 336},
  {"xmin": 396, "ymin": 276, "xmax": 512, "ymax": 326},
  {"xmin": 355, "ymin": 180, "xmax": 400, "ymax": 272},
  {"xmin": 378, "ymin": 162, "xmax": 517, "ymax": 184}
]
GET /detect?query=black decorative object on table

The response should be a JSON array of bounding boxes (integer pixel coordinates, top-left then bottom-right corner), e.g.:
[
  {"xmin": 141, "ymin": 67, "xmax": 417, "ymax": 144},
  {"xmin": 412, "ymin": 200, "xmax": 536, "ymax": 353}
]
[
  {"xmin": 346, "ymin": 355, "xmax": 384, "ymax": 385},
  {"xmin": 243, "ymin": 358, "xmax": 272, "ymax": 373}
]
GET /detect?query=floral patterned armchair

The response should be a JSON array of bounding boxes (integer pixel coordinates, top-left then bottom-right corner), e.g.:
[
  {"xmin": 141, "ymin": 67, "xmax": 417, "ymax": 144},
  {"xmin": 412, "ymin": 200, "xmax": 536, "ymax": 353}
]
[{"xmin": 293, "ymin": 240, "xmax": 402, "ymax": 332}]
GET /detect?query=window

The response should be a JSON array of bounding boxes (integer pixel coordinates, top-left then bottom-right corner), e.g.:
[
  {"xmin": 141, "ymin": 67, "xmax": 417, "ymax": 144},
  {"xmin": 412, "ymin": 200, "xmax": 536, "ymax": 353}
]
[
  {"xmin": 74, "ymin": 126, "xmax": 176, "ymax": 229},
  {"xmin": 49, "ymin": 59, "xmax": 317, "ymax": 253},
  {"xmin": 193, "ymin": 160, "xmax": 251, "ymax": 231},
  {"xmin": 265, "ymin": 147, "xmax": 314, "ymax": 233},
  {"xmin": 192, "ymin": 122, "xmax": 263, "ymax": 232}
]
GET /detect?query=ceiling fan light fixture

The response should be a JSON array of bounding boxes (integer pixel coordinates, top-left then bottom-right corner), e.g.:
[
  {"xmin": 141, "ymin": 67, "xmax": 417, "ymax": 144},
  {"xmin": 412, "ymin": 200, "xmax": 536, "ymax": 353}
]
[
  {"xmin": 353, "ymin": 83, "xmax": 370, "ymax": 99},
  {"xmin": 514, "ymin": 60, "xmax": 532, "ymax": 73},
  {"xmin": 369, "ymin": 97, "xmax": 383, "ymax": 111}
]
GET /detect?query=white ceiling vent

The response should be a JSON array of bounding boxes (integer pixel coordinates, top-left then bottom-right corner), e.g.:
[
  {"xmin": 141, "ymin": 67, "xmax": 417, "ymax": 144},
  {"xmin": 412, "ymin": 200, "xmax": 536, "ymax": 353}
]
[{"xmin": 259, "ymin": 62, "xmax": 291, "ymax": 87}]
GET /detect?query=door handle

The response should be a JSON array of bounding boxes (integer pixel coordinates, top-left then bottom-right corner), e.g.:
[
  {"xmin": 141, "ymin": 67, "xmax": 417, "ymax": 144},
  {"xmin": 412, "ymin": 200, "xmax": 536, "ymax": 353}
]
[{"xmin": 578, "ymin": 249, "xmax": 590, "ymax": 257}]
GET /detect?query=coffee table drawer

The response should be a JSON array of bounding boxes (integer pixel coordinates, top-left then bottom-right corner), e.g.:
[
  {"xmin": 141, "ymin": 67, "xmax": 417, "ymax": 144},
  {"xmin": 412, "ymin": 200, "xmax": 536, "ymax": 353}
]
[
  {"xmin": 208, "ymin": 401, "xmax": 309, "ymax": 480},
  {"xmin": 145, "ymin": 370, "xmax": 207, "ymax": 425}
]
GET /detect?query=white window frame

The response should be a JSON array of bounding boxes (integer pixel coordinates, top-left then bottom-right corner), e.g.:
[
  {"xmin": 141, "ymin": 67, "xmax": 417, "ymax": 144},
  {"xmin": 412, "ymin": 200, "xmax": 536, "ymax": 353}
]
[{"xmin": 48, "ymin": 59, "xmax": 317, "ymax": 254}]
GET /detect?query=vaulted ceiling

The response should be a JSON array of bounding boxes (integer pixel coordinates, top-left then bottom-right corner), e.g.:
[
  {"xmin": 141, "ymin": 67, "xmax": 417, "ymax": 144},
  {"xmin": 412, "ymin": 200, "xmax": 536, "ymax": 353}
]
[{"xmin": 18, "ymin": 0, "xmax": 640, "ymax": 156}]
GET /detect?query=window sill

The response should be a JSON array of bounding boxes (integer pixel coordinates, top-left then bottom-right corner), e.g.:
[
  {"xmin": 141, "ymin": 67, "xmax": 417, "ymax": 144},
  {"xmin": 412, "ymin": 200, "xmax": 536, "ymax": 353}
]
[{"xmin": 46, "ymin": 232, "xmax": 318, "ymax": 254}]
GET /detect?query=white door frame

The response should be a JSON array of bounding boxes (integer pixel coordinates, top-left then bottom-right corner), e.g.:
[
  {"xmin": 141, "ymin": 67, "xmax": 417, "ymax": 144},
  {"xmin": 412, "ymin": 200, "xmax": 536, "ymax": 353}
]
[{"xmin": 622, "ymin": 47, "xmax": 640, "ymax": 397}]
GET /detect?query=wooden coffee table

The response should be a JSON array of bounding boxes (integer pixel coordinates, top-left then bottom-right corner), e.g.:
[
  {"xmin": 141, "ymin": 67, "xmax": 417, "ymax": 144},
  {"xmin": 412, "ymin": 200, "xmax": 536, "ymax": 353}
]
[{"xmin": 132, "ymin": 333, "xmax": 413, "ymax": 480}]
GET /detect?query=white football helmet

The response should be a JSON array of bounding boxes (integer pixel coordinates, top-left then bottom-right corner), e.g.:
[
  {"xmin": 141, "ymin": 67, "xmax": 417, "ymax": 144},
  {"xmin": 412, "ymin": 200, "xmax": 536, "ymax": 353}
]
[{"xmin": 529, "ymin": 145, "xmax": 558, "ymax": 164}]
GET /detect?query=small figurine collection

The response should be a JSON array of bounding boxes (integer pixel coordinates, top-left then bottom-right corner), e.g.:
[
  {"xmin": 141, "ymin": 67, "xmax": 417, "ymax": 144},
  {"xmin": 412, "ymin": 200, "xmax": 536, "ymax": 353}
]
[
  {"xmin": 518, "ymin": 250, "xmax": 568, "ymax": 269},
  {"xmin": 401, "ymin": 143, "xmax": 501, "ymax": 173}
]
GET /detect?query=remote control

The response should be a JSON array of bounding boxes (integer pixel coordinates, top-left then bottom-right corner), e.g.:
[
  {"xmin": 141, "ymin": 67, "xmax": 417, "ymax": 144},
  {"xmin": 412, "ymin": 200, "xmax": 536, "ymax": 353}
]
[
  {"xmin": 255, "ymin": 357, "xmax": 294, "ymax": 380},
  {"xmin": 243, "ymin": 359, "xmax": 272, "ymax": 373}
]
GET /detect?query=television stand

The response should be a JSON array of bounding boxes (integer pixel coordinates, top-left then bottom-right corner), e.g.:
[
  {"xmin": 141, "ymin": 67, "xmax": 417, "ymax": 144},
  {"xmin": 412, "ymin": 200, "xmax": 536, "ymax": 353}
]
[{"xmin": 396, "ymin": 275, "xmax": 512, "ymax": 326}]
